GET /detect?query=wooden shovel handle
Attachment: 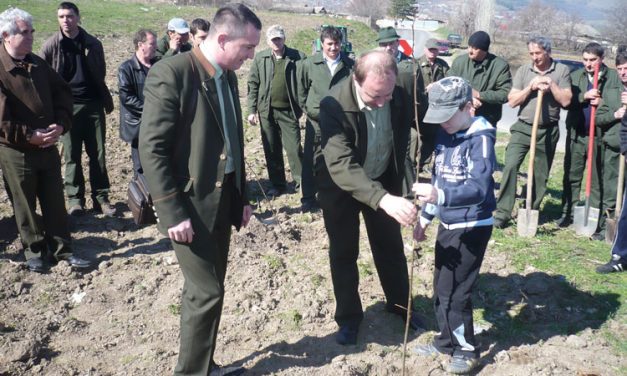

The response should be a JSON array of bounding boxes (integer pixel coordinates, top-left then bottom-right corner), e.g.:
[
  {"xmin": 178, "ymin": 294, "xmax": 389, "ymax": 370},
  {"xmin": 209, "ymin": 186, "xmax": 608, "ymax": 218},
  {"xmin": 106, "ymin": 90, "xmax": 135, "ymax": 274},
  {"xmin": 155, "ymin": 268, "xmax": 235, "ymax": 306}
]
[
  {"xmin": 617, "ymin": 155, "xmax": 625, "ymax": 214},
  {"xmin": 526, "ymin": 90, "xmax": 543, "ymax": 211},
  {"xmin": 584, "ymin": 63, "xmax": 600, "ymax": 198}
]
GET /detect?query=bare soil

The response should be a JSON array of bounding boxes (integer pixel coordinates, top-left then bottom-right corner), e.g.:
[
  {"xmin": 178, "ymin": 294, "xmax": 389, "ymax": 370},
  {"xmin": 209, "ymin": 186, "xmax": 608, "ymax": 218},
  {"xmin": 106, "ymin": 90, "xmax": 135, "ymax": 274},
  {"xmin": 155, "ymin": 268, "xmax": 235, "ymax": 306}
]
[{"xmin": 1, "ymin": 32, "xmax": 625, "ymax": 376}]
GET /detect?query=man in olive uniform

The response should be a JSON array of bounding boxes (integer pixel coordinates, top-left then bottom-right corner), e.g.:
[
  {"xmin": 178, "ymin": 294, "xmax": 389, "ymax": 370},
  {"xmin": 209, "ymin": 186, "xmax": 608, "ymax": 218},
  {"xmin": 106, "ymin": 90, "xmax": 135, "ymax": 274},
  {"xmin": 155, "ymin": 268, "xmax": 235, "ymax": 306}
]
[
  {"xmin": 41, "ymin": 2, "xmax": 115, "ymax": 217},
  {"xmin": 247, "ymin": 25, "xmax": 305, "ymax": 197},
  {"xmin": 377, "ymin": 26, "xmax": 412, "ymax": 62},
  {"xmin": 419, "ymin": 38, "xmax": 449, "ymax": 170},
  {"xmin": 0, "ymin": 8, "xmax": 89, "ymax": 272},
  {"xmin": 298, "ymin": 26, "xmax": 354, "ymax": 212},
  {"xmin": 560, "ymin": 43, "xmax": 622, "ymax": 239},
  {"xmin": 317, "ymin": 50, "xmax": 422, "ymax": 346},
  {"xmin": 139, "ymin": 4, "xmax": 259, "ymax": 374},
  {"xmin": 447, "ymin": 31, "xmax": 511, "ymax": 127},
  {"xmin": 154, "ymin": 17, "xmax": 192, "ymax": 61},
  {"xmin": 494, "ymin": 37, "xmax": 572, "ymax": 229}
]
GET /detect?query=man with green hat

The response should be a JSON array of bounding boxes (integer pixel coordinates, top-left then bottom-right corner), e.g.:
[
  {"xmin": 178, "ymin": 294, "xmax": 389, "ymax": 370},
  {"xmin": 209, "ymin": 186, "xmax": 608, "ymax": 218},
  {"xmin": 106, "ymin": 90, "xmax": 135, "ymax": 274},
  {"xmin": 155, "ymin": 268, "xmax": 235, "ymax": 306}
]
[{"xmin": 377, "ymin": 26, "xmax": 412, "ymax": 63}]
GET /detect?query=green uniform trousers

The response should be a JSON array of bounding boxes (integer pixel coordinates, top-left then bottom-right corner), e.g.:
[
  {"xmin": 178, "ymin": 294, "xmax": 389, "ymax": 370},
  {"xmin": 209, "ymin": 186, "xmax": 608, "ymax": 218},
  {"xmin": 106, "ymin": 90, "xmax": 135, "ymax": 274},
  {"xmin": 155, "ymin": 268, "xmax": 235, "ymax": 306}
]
[
  {"xmin": 0, "ymin": 145, "xmax": 72, "ymax": 260},
  {"xmin": 301, "ymin": 118, "xmax": 322, "ymax": 203},
  {"xmin": 62, "ymin": 100, "xmax": 110, "ymax": 207},
  {"xmin": 561, "ymin": 128, "xmax": 620, "ymax": 229},
  {"xmin": 259, "ymin": 107, "xmax": 303, "ymax": 190},
  {"xmin": 495, "ymin": 120, "xmax": 559, "ymax": 221},
  {"xmin": 173, "ymin": 174, "xmax": 235, "ymax": 376}
]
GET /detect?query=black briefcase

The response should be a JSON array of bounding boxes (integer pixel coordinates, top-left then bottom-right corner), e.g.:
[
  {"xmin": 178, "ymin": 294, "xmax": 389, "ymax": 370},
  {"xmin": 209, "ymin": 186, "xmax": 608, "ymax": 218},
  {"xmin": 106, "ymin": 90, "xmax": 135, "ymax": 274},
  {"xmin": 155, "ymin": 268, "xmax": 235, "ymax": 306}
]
[{"xmin": 127, "ymin": 173, "xmax": 156, "ymax": 225}]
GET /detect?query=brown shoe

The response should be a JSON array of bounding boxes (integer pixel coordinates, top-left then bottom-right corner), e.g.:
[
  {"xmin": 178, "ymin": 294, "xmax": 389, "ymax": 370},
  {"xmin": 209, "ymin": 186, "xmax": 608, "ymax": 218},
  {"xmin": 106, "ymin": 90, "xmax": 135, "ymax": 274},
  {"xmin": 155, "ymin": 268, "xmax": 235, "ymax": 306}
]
[
  {"xmin": 95, "ymin": 202, "xmax": 116, "ymax": 217},
  {"xmin": 67, "ymin": 204, "xmax": 85, "ymax": 216}
]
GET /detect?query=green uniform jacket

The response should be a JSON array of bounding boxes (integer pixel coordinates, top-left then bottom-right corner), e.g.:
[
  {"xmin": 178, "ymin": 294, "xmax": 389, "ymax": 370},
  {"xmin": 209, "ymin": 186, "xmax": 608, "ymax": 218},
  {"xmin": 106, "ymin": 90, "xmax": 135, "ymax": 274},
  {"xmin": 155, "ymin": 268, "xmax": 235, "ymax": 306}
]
[
  {"xmin": 154, "ymin": 34, "xmax": 192, "ymax": 61},
  {"xmin": 317, "ymin": 78, "xmax": 412, "ymax": 210},
  {"xmin": 247, "ymin": 46, "xmax": 305, "ymax": 119},
  {"xmin": 298, "ymin": 52, "xmax": 354, "ymax": 121},
  {"xmin": 569, "ymin": 66, "xmax": 623, "ymax": 150},
  {"xmin": 139, "ymin": 49, "xmax": 247, "ymax": 235},
  {"xmin": 419, "ymin": 57, "xmax": 449, "ymax": 120},
  {"xmin": 447, "ymin": 52, "xmax": 512, "ymax": 125},
  {"xmin": 397, "ymin": 59, "xmax": 425, "ymax": 127},
  {"xmin": 0, "ymin": 45, "xmax": 73, "ymax": 149}
]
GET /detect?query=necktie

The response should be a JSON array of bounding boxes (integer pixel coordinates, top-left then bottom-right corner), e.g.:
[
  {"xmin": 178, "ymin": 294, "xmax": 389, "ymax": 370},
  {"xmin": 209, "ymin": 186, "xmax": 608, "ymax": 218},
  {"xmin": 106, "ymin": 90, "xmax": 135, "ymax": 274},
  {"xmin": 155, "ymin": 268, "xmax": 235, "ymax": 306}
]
[{"xmin": 219, "ymin": 73, "xmax": 242, "ymax": 191}]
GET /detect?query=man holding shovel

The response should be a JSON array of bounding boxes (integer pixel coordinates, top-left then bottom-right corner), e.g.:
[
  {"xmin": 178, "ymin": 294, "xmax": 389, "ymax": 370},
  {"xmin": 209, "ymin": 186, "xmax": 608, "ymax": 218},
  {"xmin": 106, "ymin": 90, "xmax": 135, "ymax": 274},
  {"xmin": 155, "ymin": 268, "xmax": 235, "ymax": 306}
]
[
  {"xmin": 559, "ymin": 43, "xmax": 622, "ymax": 240},
  {"xmin": 494, "ymin": 37, "xmax": 572, "ymax": 229},
  {"xmin": 597, "ymin": 51, "xmax": 627, "ymax": 273}
]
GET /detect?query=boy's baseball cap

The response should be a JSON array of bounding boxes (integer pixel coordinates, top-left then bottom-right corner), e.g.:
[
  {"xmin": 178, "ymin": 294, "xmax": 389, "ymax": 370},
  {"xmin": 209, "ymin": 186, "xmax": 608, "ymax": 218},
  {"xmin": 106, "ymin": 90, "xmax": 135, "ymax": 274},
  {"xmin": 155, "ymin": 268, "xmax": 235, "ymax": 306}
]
[
  {"xmin": 423, "ymin": 77, "xmax": 472, "ymax": 124},
  {"xmin": 168, "ymin": 18, "xmax": 190, "ymax": 34}
]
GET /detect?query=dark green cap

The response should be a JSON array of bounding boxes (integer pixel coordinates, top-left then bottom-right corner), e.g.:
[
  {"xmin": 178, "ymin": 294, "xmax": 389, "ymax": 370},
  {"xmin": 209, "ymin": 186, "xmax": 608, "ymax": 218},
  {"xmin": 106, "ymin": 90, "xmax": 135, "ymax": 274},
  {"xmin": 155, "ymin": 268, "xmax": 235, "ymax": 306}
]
[
  {"xmin": 425, "ymin": 38, "xmax": 438, "ymax": 50},
  {"xmin": 377, "ymin": 27, "xmax": 401, "ymax": 43}
]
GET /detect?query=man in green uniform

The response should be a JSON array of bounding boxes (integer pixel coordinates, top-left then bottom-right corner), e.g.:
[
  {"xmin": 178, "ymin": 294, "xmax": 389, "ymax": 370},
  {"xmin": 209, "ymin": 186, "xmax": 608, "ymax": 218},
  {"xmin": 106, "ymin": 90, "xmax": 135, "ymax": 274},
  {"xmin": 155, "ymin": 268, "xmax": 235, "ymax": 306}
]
[
  {"xmin": 154, "ymin": 17, "xmax": 192, "ymax": 61},
  {"xmin": 560, "ymin": 43, "xmax": 622, "ymax": 239},
  {"xmin": 298, "ymin": 26, "xmax": 354, "ymax": 212},
  {"xmin": 139, "ymin": 4, "xmax": 259, "ymax": 374},
  {"xmin": 447, "ymin": 31, "xmax": 511, "ymax": 127},
  {"xmin": 0, "ymin": 8, "xmax": 90, "ymax": 272},
  {"xmin": 40, "ymin": 2, "xmax": 115, "ymax": 217},
  {"xmin": 247, "ymin": 25, "xmax": 305, "ymax": 197},
  {"xmin": 494, "ymin": 37, "xmax": 572, "ymax": 228},
  {"xmin": 317, "ymin": 50, "xmax": 422, "ymax": 345},
  {"xmin": 419, "ymin": 38, "xmax": 449, "ymax": 170}
]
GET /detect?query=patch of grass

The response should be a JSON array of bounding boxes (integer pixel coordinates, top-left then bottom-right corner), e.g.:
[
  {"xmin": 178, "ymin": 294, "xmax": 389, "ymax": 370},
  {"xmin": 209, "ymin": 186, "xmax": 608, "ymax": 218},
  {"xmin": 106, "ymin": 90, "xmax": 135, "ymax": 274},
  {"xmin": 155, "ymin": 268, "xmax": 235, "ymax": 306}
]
[
  {"xmin": 167, "ymin": 303, "xmax": 181, "ymax": 316},
  {"xmin": 357, "ymin": 260, "xmax": 373, "ymax": 278},
  {"xmin": 263, "ymin": 254, "xmax": 284, "ymax": 271},
  {"xmin": 279, "ymin": 309, "xmax": 302, "ymax": 330},
  {"xmin": 310, "ymin": 273, "xmax": 325, "ymax": 288},
  {"xmin": 121, "ymin": 354, "xmax": 138, "ymax": 365},
  {"xmin": 36, "ymin": 290, "xmax": 54, "ymax": 308}
]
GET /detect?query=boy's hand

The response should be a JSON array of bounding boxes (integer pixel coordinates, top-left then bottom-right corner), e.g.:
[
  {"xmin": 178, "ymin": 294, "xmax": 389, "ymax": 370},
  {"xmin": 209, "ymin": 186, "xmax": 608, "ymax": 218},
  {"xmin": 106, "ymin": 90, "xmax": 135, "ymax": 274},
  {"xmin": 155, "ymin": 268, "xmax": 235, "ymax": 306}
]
[{"xmin": 413, "ymin": 183, "xmax": 438, "ymax": 204}]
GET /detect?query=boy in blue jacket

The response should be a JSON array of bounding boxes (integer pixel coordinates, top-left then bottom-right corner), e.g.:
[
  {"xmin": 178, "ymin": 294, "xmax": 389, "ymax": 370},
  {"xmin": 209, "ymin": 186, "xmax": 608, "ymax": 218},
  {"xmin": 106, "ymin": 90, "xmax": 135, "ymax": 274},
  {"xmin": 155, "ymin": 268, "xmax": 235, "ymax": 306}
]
[{"xmin": 412, "ymin": 77, "xmax": 496, "ymax": 374}]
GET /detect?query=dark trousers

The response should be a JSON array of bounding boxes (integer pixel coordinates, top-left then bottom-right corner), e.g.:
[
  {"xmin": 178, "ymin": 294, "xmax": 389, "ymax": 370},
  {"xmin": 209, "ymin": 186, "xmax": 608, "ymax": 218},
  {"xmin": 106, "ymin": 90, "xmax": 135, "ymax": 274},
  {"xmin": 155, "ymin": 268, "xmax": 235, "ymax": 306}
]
[
  {"xmin": 0, "ymin": 145, "xmax": 72, "ymax": 261},
  {"xmin": 301, "ymin": 117, "xmax": 321, "ymax": 203},
  {"xmin": 402, "ymin": 127, "xmax": 418, "ymax": 197},
  {"xmin": 318, "ymin": 183, "xmax": 409, "ymax": 327},
  {"xmin": 611, "ymin": 165, "xmax": 627, "ymax": 259},
  {"xmin": 495, "ymin": 120, "xmax": 559, "ymax": 220},
  {"xmin": 62, "ymin": 100, "xmax": 110, "ymax": 206},
  {"xmin": 173, "ymin": 174, "xmax": 235, "ymax": 375},
  {"xmin": 130, "ymin": 139, "xmax": 143, "ymax": 177},
  {"xmin": 433, "ymin": 225, "xmax": 492, "ymax": 358},
  {"xmin": 259, "ymin": 107, "xmax": 303, "ymax": 189},
  {"xmin": 419, "ymin": 122, "xmax": 439, "ymax": 170}
]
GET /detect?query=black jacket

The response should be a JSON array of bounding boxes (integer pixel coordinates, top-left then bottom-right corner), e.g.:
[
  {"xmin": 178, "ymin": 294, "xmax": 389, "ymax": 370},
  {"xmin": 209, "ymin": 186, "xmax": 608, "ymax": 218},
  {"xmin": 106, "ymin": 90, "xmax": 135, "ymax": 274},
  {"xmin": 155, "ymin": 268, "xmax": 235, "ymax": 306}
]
[{"xmin": 118, "ymin": 55, "xmax": 150, "ymax": 143}]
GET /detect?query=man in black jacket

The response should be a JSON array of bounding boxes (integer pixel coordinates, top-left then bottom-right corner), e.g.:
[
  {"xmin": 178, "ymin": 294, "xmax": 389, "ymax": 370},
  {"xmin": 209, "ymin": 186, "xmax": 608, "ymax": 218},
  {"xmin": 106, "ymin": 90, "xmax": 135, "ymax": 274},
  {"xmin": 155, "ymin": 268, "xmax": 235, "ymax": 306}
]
[{"xmin": 118, "ymin": 29, "xmax": 157, "ymax": 176}]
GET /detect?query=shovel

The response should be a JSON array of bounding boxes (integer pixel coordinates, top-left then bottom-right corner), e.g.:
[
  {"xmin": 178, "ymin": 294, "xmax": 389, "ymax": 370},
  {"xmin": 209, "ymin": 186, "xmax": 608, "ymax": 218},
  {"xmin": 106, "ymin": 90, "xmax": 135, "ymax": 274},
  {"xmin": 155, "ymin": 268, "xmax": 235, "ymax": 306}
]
[
  {"xmin": 605, "ymin": 154, "xmax": 625, "ymax": 243},
  {"xmin": 517, "ymin": 90, "xmax": 544, "ymax": 237},
  {"xmin": 574, "ymin": 63, "xmax": 601, "ymax": 236}
]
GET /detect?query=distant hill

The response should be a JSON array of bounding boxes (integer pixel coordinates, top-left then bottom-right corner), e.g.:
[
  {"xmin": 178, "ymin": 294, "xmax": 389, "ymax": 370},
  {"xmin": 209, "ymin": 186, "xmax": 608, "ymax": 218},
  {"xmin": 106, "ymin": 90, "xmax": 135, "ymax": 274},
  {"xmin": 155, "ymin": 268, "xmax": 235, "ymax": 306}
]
[{"xmin": 497, "ymin": 0, "xmax": 615, "ymax": 23}]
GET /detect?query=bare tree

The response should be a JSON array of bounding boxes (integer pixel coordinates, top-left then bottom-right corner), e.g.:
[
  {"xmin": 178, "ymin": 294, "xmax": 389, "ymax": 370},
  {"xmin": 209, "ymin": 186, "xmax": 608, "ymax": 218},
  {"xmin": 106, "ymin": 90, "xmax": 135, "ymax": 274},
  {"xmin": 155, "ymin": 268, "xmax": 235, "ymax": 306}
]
[
  {"xmin": 475, "ymin": 0, "xmax": 495, "ymax": 36},
  {"xmin": 450, "ymin": 0, "xmax": 478, "ymax": 38},
  {"xmin": 603, "ymin": 1, "xmax": 627, "ymax": 44},
  {"xmin": 346, "ymin": 0, "xmax": 388, "ymax": 18},
  {"xmin": 513, "ymin": 0, "xmax": 558, "ymax": 39}
]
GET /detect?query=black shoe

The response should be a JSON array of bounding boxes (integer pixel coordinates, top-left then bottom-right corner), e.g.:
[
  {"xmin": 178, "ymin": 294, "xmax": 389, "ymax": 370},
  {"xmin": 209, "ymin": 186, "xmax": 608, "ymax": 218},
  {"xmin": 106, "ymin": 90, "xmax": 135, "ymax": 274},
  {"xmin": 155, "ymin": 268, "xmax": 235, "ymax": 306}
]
[
  {"xmin": 596, "ymin": 254, "xmax": 627, "ymax": 274},
  {"xmin": 335, "ymin": 325, "xmax": 358, "ymax": 345},
  {"xmin": 67, "ymin": 204, "xmax": 85, "ymax": 216},
  {"xmin": 591, "ymin": 231, "xmax": 605, "ymax": 241},
  {"xmin": 94, "ymin": 201, "xmax": 116, "ymax": 217},
  {"xmin": 394, "ymin": 311, "xmax": 426, "ymax": 331},
  {"xmin": 266, "ymin": 187, "xmax": 285, "ymax": 198},
  {"xmin": 66, "ymin": 255, "xmax": 91, "ymax": 269},
  {"xmin": 413, "ymin": 342, "xmax": 444, "ymax": 357},
  {"xmin": 301, "ymin": 199, "xmax": 319, "ymax": 213},
  {"xmin": 555, "ymin": 214, "xmax": 572, "ymax": 228},
  {"xmin": 209, "ymin": 363, "xmax": 245, "ymax": 376},
  {"xmin": 26, "ymin": 257, "xmax": 45, "ymax": 273},
  {"xmin": 494, "ymin": 217, "xmax": 509, "ymax": 229}
]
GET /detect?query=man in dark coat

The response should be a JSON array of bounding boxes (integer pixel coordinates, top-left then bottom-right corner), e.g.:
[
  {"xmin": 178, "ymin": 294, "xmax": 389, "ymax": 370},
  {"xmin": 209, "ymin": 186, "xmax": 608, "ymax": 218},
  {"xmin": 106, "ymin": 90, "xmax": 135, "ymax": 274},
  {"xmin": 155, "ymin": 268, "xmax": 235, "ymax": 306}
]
[
  {"xmin": 139, "ymin": 4, "xmax": 259, "ymax": 374},
  {"xmin": 118, "ymin": 29, "xmax": 157, "ymax": 175},
  {"xmin": 317, "ymin": 50, "xmax": 423, "ymax": 346}
]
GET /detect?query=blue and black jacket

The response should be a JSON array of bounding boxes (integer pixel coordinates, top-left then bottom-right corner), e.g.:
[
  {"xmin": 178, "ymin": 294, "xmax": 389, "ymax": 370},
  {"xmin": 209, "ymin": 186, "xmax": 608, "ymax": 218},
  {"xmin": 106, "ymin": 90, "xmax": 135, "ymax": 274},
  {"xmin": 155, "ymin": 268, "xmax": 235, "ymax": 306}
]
[{"xmin": 421, "ymin": 116, "xmax": 496, "ymax": 229}]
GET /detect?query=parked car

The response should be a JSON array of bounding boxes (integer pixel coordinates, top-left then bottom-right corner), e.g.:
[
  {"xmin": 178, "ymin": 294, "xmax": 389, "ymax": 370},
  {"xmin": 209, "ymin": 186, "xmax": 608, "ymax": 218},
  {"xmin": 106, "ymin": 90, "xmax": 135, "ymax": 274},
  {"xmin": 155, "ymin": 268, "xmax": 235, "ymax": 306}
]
[
  {"xmin": 436, "ymin": 40, "xmax": 450, "ymax": 56},
  {"xmin": 447, "ymin": 33, "xmax": 462, "ymax": 48},
  {"xmin": 555, "ymin": 59, "xmax": 584, "ymax": 73}
]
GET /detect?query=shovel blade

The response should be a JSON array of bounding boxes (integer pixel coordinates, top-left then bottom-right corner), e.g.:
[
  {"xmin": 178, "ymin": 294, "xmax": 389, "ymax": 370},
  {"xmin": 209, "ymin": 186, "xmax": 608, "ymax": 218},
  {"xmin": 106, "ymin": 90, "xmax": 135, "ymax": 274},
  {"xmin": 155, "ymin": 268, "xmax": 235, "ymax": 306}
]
[
  {"xmin": 605, "ymin": 218, "xmax": 617, "ymax": 244},
  {"xmin": 517, "ymin": 208, "xmax": 539, "ymax": 237},
  {"xmin": 573, "ymin": 205, "xmax": 600, "ymax": 237}
]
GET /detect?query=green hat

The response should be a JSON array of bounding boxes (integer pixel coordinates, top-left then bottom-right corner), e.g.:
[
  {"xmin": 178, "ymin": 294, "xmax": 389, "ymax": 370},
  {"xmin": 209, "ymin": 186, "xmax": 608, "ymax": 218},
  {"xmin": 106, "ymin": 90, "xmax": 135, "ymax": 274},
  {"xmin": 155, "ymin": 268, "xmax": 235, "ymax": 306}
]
[
  {"xmin": 377, "ymin": 27, "xmax": 401, "ymax": 43},
  {"xmin": 425, "ymin": 38, "xmax": 438, "ymax": 50}
]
